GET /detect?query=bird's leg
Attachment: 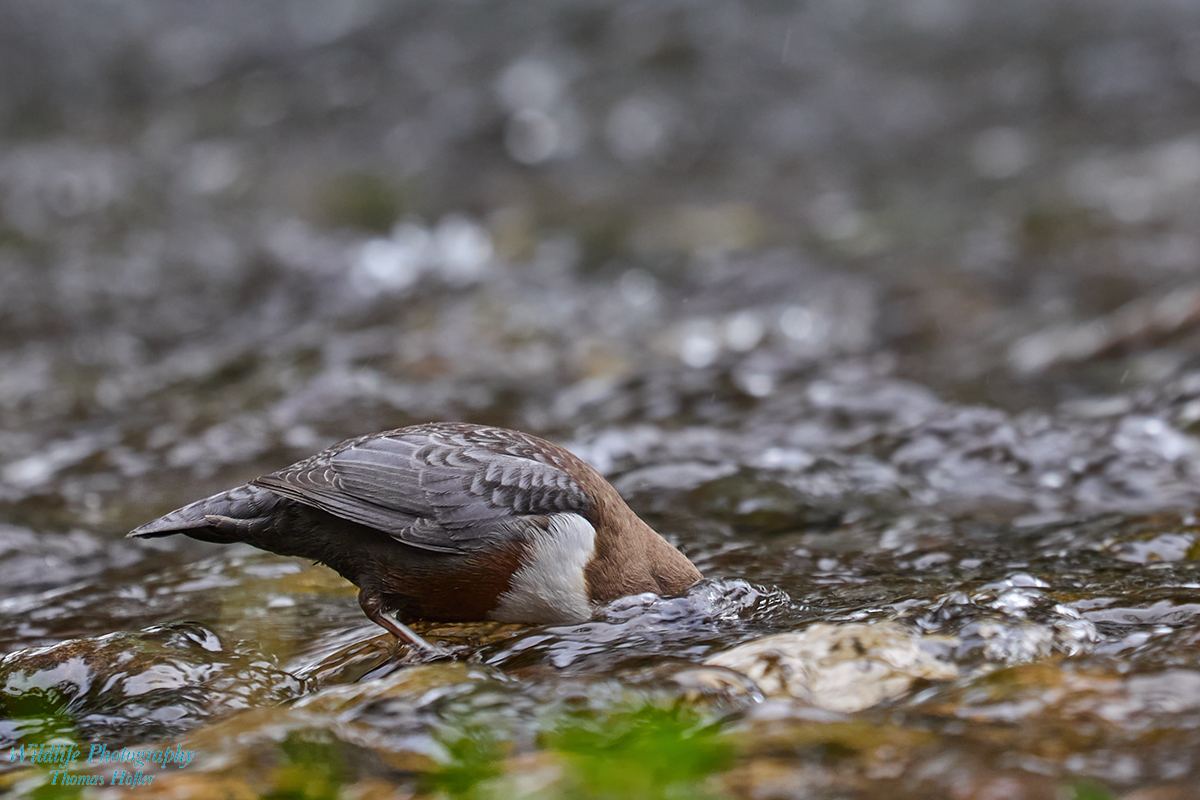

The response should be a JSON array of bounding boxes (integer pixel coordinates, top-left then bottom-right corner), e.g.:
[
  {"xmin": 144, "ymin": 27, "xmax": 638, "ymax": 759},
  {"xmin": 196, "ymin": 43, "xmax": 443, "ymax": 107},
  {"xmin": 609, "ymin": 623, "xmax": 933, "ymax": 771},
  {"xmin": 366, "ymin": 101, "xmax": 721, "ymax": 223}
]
[{"xmin": 358, "ymin": 589, "xmax": 447, "ymax": 659}]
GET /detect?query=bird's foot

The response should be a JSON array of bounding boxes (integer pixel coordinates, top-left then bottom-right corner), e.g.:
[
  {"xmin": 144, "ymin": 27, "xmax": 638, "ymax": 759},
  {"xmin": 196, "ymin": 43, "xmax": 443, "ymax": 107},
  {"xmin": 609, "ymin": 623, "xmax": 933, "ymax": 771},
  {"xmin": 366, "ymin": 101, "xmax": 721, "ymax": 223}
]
[
  {"xmin": 359, "ymin": 590, "xmax": 456, "ymax": 662},
  {"xmin": 391, "ymin": 637, "xmax": 456, "ymax": 664}
]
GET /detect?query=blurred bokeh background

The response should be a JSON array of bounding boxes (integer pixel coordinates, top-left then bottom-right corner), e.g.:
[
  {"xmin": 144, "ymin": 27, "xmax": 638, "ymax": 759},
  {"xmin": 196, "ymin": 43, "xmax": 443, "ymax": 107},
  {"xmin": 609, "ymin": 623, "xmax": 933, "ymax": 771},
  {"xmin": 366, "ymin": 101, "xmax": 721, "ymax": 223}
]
[
  {"xmin": 7, "ymin": 0, "xmax": 1200, "ymax": 536},
  {"xmin": 8, "ymin": 3, "xmax": 1200, "ymax": 797}
]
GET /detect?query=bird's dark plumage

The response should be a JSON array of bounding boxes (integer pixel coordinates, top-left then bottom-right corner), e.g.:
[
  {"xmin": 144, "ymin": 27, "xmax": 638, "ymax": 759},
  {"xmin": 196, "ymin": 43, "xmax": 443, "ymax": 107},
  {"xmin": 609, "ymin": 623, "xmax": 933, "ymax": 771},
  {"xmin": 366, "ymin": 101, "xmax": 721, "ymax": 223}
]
[
  {"xmin": 251, "ymin": 425, "xmax": 590, "ymax": 552},
  {"xmin": 129, "ymin": 423, "xmax": 702, "ymax": 652}
]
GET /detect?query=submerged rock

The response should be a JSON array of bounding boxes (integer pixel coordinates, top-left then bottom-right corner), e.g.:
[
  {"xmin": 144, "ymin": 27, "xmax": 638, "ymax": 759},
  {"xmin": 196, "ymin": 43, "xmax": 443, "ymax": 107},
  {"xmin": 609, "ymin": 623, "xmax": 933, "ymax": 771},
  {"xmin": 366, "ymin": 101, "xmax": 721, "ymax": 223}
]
[{"xmin": 706, "ymin": 622, "xmax": 958, "ymax": 713}]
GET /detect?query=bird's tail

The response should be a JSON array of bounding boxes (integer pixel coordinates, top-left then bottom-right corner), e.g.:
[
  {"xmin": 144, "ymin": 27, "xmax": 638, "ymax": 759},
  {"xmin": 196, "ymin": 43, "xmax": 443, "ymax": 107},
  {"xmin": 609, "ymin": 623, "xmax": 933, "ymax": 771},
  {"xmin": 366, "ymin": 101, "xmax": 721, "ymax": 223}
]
[{"xmin": 127, "ymin": 484, "xmax": 282, "ymax": 544}]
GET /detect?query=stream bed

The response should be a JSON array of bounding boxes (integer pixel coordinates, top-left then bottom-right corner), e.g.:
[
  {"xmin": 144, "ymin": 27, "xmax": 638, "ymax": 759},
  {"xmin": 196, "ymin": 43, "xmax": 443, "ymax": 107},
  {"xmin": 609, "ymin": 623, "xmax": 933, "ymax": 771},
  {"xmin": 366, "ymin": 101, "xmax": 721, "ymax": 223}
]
[{"xmin": 5, "ymin": 3, "xmax": 1200, "ymax": 798}]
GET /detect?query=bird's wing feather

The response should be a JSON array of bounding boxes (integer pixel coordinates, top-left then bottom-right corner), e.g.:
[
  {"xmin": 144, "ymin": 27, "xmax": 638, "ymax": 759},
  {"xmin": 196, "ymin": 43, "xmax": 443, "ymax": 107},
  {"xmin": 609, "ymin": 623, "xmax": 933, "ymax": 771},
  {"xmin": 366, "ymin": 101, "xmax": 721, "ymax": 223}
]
[{"xmin": 251, "ymin": 426, "xmax": 590, "ymax": 552}]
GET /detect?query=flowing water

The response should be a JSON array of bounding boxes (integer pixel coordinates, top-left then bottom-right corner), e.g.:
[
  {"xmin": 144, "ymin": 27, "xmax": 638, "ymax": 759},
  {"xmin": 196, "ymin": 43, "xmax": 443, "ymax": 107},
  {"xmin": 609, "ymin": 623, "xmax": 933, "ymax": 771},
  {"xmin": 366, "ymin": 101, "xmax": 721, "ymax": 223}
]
[{"xmin": 5, "ymin": 3, "xmax": 1200, "ymax": 798}]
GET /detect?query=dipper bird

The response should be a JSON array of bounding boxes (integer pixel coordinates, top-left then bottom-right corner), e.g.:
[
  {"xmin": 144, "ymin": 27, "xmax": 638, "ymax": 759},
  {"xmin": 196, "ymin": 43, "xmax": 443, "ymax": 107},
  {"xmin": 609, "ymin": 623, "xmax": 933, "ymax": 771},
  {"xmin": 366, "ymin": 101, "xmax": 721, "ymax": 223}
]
[{"xmin": 128, "ymin": 422, "xmax": 702, "ymax": 653}]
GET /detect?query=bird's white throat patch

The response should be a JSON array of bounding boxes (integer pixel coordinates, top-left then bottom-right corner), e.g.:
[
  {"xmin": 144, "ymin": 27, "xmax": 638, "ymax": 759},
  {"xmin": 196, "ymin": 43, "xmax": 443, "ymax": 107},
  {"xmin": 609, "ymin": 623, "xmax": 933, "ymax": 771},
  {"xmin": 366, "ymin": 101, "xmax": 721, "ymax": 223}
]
[{"xmin": 490, "ymin": 512, "xmax": 595, "ymax": 624}]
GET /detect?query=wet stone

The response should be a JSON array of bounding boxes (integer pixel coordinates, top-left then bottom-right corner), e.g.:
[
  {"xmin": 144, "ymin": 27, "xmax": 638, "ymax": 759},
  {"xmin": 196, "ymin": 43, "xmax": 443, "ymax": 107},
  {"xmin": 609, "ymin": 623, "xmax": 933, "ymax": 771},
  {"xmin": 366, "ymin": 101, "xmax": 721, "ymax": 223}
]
[{"xmin": 706, "ymin": 622, "xmax": 959, "ymax": 713}]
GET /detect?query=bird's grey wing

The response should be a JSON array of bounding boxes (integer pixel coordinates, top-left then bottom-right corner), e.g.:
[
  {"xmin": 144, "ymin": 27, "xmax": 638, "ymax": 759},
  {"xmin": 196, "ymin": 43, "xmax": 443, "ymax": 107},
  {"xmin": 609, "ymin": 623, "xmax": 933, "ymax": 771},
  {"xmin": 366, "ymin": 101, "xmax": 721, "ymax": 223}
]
[{"xmin": 251, "ymin": 429, "xmax": 590, "ymax": 552}]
